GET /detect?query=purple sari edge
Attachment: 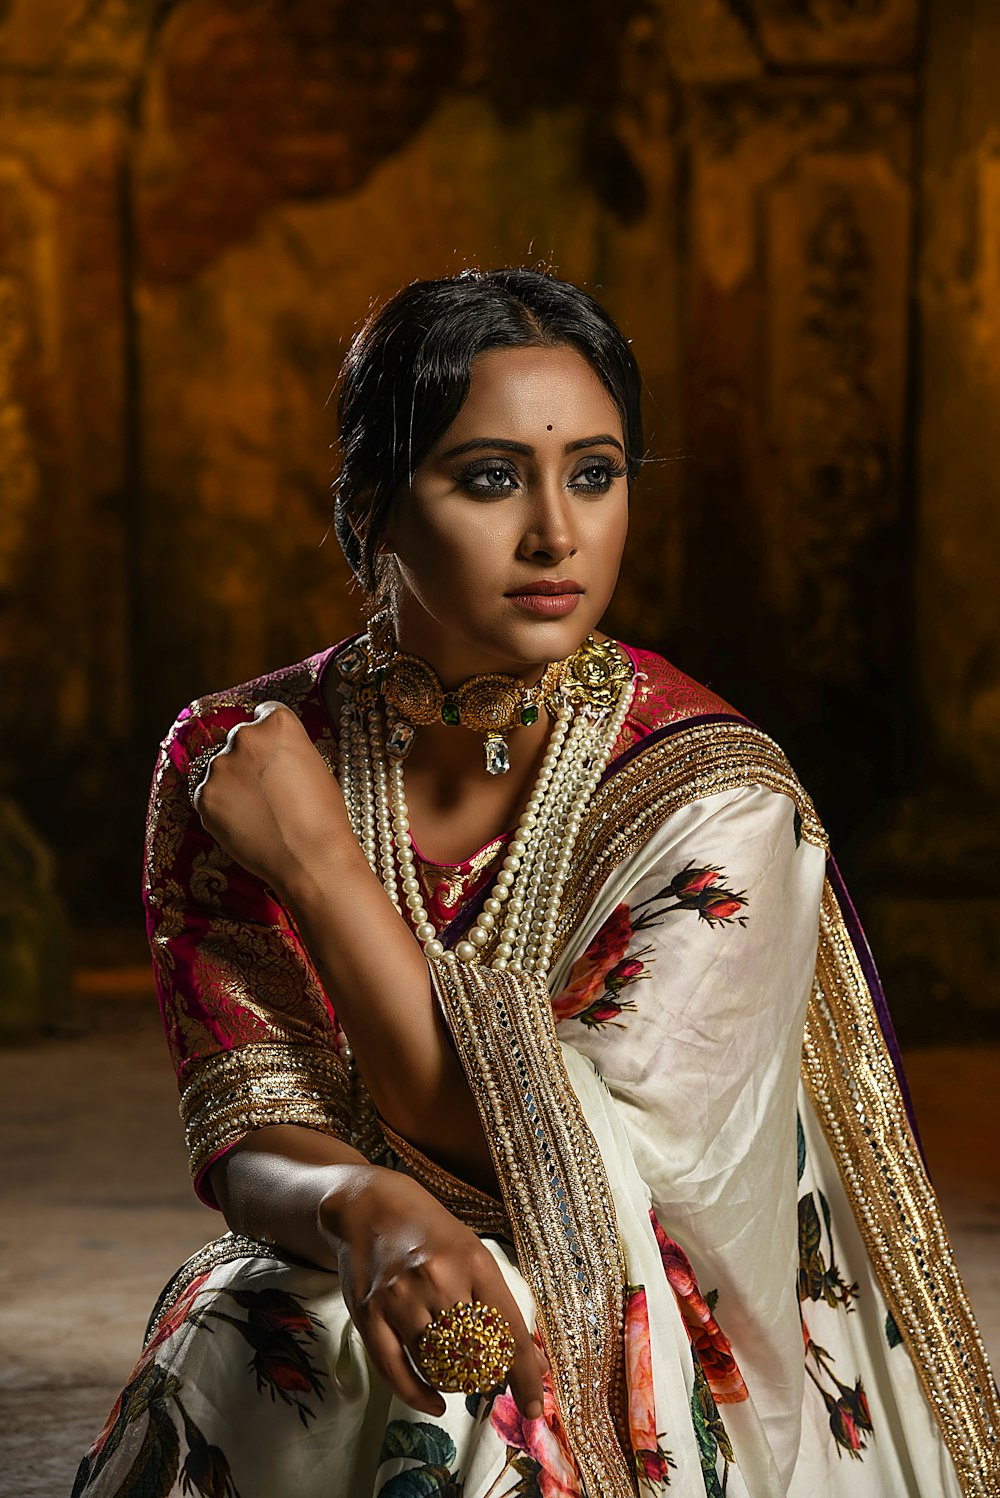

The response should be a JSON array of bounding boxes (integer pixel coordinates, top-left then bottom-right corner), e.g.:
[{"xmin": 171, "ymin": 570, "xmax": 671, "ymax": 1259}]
[{"xmin": 825, "ymin": 856, "xmax": 927, "ymax": 1166}]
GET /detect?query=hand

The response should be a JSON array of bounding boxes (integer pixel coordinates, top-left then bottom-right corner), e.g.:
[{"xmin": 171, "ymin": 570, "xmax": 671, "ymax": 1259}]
[
  {"xmin": 192, "ymin": 702, "xmax": 350, "ymax": 894},
  {"xmin": 328, "ymin": 1169, "xmax": 547, "ymax": 1420}
]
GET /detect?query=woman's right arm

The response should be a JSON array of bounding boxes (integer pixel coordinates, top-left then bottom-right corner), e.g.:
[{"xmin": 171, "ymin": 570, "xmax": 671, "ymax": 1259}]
[
  {"xmin": 146, "ymin": 699, "xmax": 545, "ymax": 1418},
  {"xmin": 210, "ymin": 1123, "xmax": 547, "ymax": 1419}
]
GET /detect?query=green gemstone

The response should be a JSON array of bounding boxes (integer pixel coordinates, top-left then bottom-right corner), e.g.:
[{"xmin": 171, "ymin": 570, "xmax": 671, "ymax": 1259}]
[
  {"xmin": 441, "ymin": 700, "xmax": 460, "ymax": 726},
  {"xmin": 520, "ymin": 703, "xmax": 539, "ymax": 726}
]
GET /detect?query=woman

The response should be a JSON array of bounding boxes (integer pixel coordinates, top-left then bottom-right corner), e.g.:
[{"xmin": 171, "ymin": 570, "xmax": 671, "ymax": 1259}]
[{"xmin": 75, "ymin": 270, "xmax": 997, "ymax": 1497}]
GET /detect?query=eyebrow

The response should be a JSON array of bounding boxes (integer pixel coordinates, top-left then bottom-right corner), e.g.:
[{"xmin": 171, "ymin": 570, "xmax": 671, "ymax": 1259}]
[{"xmin": 442, "ymin": 433, "xmax": 625, "ymax": 459}]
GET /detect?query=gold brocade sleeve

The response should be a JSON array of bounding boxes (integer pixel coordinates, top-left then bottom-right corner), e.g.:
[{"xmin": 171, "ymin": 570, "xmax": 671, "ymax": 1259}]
[
  {"xmin": 147, "ymin": 679, "xmax": 521, "ymax": 1231},
  {"xmin": 179, "ymin": 1042, "xmax": 510, "ymax": 1239},
  {"xmin": 429, "ymin": 957, "xmax": 639, "ymax": 1498}
]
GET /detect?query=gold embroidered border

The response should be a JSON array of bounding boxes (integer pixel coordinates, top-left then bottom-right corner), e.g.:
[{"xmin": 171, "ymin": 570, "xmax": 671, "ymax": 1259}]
[
  {"xmin": 378, "ymin": 1119, "xmax": 511, "ymax": 1240},
  {"xmin": 554, "ymin": 720, "xmax": 828, "ymax": 965},
  {"xmin": 180, "ymin": 1043, "xmax": 352, "ymax": 1184},
  {"xmin": 143, "ymin": 1231, "xmax": 287, "ymax": 1347},
  {"xmin": 802, "ymin": 880, "xmax": 1000, "ymax": 1495},
  {"xmin": 430, "ymin": 960, "xmax": 637, "ymax": 1498}
]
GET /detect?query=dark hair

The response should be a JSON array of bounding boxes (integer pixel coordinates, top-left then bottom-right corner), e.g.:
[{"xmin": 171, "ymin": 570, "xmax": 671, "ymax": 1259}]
[{"xmin": 333, "ymin": 268, "xmax": 643, "ymax": 600}]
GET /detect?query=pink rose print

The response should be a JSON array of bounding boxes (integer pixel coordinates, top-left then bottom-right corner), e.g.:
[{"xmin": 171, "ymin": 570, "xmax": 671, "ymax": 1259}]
[
  {"xmin": 625, "ymin": 1285, "xmax": 675, "ymax": 1490},
  {"xmin": 86, "ymin": 1273, "xmax": 213, "ymax": 1460},
  {"xmin": 553, "ymin": 863, "xmax": 751, "ymax": 1035},
  {"xmin": 490, "ymin": 1377, "xmax": 582, "ymax": 1497},
  {"xmin": 802, "ymin": 1315, "xmax": 874, "ymax": 1461},
  {"xmin": 667, "ymin": 867, "xmax": 721, "ymax": 897},
  {"xmin": 650, "ymin": 1212, "xmax": 749, "ymax": 1405},
  {"xmin": 552, "ymin": 903, "xmax": 634, "ymax": 1022}
]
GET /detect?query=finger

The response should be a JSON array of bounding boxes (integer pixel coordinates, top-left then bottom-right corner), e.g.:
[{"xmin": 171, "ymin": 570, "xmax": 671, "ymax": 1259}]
[
  {"xmin": 472, "ymin": 1274, "xmax": 545, "ymax": 1420},
  {"xmin": 360, "ymin": 1312, "xmax": 446, "ymax": 1418}
]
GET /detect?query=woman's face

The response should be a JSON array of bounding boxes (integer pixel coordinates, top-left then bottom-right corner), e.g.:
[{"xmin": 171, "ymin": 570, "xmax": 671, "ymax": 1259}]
[{"xmin": 385, "ymin": 344, "xmax": 630, "ymax": 679}]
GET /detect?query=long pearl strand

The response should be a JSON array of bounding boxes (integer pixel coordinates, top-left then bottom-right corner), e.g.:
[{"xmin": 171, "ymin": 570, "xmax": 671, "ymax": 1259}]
[{"xmin": 337, "ymin": 674, "xmax": 633, "ymax": 977}]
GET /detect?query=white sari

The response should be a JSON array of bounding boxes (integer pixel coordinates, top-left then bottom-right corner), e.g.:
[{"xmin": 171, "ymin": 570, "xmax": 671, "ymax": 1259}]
[{"xmin": 74, "ymin": 645, "xmax": 997, "ymax": 1498}]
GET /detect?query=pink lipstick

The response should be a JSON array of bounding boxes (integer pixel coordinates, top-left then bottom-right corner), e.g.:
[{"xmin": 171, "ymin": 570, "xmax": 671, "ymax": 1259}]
[{"xmin": 506, "ymin": 580, "xmax": 583, "ymax": 617}]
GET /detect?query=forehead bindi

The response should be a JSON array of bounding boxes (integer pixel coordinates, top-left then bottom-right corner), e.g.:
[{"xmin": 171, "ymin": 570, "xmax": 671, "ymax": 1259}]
[{"xmin": 444, "ymin": 346, "xmax": 622, "ymax": 451}]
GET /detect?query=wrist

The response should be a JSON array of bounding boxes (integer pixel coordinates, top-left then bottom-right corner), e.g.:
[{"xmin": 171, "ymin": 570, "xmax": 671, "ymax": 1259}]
[{"xmin": 317, "ymin": 1160, "xmax": 389, "ymax": 1244}]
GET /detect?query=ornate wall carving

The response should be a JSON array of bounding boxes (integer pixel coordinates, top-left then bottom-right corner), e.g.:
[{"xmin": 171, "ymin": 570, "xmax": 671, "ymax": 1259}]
[
  {"xmin": 0, "ymin": 0, "xmax": 996, "ymax": 1040},
  {"xmin": 676, "ymin": 83, "xmax": 913, "ymax": 831}
]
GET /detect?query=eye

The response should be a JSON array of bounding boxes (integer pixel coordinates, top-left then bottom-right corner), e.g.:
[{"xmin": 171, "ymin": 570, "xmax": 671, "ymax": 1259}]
[
  {"xmin": 569, "ymin": 458, "xmax": 627, "ymax": 494},
  {"xmin": 458, "ymin": 459, "xmax": 520, "ymax": 496}
]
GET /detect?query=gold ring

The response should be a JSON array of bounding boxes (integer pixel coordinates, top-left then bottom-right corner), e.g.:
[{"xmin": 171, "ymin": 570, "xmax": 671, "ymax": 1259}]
[
  {"xmin": 414, "ymin": 1300, "xmax": 516, "ymax": 1395},
  {"xmin": 186, "ymin": 745, "xmax": 222, "ymax": 806}
]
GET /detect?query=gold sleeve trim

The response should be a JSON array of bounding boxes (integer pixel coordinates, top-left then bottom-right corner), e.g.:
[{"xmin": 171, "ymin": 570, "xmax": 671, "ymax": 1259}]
[
  {"xmin": 181, "ymin": 1042, "xmax": 515, "ymax": 1240},
  {"xmin": 803, "ymin": 880, "xmax": 1000, "ymax": 1495},
  {"xmin": 430, "ymin": 959, "xmax": 637, "ymax": 1498},
  {"xmin": 180, "ymin": 1043, "xmax": 351, "ymax": 1184},
  {"xmin": 555, "ymin": 720, "xmax": 828, "ymax": 961}
]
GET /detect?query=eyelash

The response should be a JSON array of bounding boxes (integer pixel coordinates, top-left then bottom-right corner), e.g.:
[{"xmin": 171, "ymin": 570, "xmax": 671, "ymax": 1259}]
[{"xmin": 458, "ymin": 457, "xmax": 627, "ymax": 497}]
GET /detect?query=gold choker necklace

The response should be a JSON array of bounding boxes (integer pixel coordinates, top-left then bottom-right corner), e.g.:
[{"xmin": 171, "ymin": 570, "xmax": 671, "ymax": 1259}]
[{"xmin": 334, "ymin": 629, "xmax": 632, "ymax": 776}]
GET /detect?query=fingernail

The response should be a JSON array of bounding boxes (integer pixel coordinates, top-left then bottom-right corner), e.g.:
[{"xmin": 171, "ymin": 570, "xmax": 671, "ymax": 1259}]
[{"xmin": 526, "ymin": 1399, "xmax": 543, "ymax": 1420}]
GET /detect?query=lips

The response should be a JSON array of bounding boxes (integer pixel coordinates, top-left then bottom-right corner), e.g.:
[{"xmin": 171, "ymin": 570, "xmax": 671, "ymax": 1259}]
[
  {"xmin": 506, "ymin": 580, "xmax": 583, "ymax": 617},
  {"xmin": 506, "ymin": 579, "xmax": 583, "ymax": 598}
]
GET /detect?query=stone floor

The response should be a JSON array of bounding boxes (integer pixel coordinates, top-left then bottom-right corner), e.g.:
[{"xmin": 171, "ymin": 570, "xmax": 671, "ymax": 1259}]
[{"xmin": 0, "ymin": 976, "xmax": 998, "ymax": 1497}]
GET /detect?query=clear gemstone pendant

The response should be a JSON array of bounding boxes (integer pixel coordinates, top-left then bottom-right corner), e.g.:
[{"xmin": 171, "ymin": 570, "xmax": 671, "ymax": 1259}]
[
  {"xmin": 483, "ymin": 733, "xmax": 511, "ymax": 775},
  {"xmin": 385, "ymin": 720, "xmax": 416, "ymax": 759}
]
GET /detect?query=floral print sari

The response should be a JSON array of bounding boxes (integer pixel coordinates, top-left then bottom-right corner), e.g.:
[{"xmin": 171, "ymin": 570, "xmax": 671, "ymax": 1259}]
[{"xmin": 74, "ymin": 642, "xmax": 998, "ymax": 1498}]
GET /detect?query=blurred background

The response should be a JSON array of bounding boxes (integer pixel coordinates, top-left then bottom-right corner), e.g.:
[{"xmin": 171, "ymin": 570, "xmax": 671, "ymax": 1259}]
[
  {"xmin": 3, "ymin": 0, "xmax": 1000, "ymax": 1047},
  {"xmin": 1, "ymin": 2, "xmax": 999, "ymax": 1486}
]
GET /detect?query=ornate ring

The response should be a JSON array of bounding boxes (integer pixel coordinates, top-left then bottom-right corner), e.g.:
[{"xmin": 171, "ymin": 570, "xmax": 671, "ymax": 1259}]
[
  {"xmin": 414, "ymin": 1300, "xmax": 517, "ymax": 1395},
  {"xmin": 186, "ymin": 745, "xmax": 223, "ymax": 807}
]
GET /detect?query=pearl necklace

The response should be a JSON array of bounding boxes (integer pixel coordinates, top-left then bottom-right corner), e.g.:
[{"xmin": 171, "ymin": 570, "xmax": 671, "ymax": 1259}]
[{"xmin": 337, "ymin": 644, "xmax": 635, "ymax": 977}]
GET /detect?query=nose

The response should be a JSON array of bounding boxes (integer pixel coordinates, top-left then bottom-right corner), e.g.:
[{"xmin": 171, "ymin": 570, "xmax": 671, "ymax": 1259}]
[{"xmin": 516, "ymin": 481, "xmax": 576, "ymax": 565}]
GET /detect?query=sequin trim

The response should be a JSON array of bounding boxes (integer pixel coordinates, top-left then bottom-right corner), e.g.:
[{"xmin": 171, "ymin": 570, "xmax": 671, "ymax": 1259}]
[
  {"xmin": 143, "ymin": 1231, "xmax": 287, "ymax": 1346},
  {"xmin": 430, "ymin": 960, "xmax": 637, "ymax": 1498},
  {"xmin": 180, "ymin": 1043, "xmax": 352, "ymax": 1186},
  {"xmin": 378, "ymin": 1119, "xmax": 511, "ymax": 1240},
  {"xmin": 803, "ymin": 880, "xmax": 1000, "ymax": 1495},
  {"xmin": 180, "ymin": 1043, "xmax": 513, "ymax": 1240}
]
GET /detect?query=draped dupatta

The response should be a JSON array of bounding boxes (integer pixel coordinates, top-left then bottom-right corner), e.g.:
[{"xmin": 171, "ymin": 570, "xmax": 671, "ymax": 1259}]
[{"xmin": 143, "ymin": 644, "xmax": 999, "ymax": 1495}]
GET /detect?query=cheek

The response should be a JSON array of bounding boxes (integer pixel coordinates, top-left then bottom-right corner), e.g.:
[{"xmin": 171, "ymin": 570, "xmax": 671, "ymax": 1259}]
[
  {"xmin": 584, "ymin": 499, "xmax": 629, "ymax": 566},
  {"xmin": 393, "ymin": 504, "xmax": 511, "ymax": 601}
]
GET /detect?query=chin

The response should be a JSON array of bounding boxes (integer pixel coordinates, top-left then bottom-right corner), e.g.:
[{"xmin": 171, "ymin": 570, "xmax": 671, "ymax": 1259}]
[{"xmin": 488, "ymin": 611, "xmax": 602, "ymax": 668}]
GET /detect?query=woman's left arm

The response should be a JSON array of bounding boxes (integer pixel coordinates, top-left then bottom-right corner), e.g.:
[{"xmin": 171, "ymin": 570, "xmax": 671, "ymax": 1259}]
[{"xmin": 193, "ymin": 701, "xmax": 496, "ymax": 1189}]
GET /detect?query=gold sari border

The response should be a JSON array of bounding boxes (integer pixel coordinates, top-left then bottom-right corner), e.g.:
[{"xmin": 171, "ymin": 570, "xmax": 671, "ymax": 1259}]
[
  {"xmin": 555, "ymin": 719, "xmax": 828, "ymax": 961},
  {"xmin": 803, "ymin": 879, "xmax": 1000, "ymax": 1495},
  {"xmin": 430, "ymin": 958, "xmax": 638, "ymax": 1498},
  {"xmin": 377, "ymin": 1118, "xmax": 512, "ymax": 1240},
  {"xmin": 143, "ymin": 1231, "xmax": 291, "ymax": 1348}
]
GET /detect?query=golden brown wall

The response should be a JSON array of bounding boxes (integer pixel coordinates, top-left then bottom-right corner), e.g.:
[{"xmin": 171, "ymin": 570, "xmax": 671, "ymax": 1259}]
[{"xmin": 0, "ymin": 0, "xmax": 996, "ymax": 1040}]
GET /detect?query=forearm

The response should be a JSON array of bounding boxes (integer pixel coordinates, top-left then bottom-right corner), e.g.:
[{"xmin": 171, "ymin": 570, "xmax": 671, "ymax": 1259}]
[
  {"xmin": 209, "ymin": 1124, "xmax": 388, "ymax": 1270},
  {"xmin": 281, "ymin": 840, "xmax": 496, "ymax": 1188}
]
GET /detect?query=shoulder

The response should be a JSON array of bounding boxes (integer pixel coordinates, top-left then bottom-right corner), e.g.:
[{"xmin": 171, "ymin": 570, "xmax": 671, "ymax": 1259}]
[
  {"xmin": 617, "ymin": 643, "xmax": 740, "ymax": 748},
  {"xmin": 159, "ymin": 647, "xmax": 337, "ymax": 776},
  {"xmin": 601, "ymin": 642, "xmax": 827, "ymax": 852}
]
